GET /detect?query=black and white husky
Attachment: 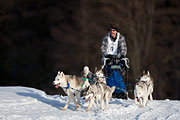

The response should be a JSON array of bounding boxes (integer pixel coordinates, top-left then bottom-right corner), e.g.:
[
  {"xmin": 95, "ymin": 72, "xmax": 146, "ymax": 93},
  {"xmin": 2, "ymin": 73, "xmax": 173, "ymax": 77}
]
[
  {"xmin": 53, "ymin": 71, "xmax": 90, "ymax": 110},
  {"xmin": 134, "ymin": 70, "xmax": 154, "ymax": 107}
]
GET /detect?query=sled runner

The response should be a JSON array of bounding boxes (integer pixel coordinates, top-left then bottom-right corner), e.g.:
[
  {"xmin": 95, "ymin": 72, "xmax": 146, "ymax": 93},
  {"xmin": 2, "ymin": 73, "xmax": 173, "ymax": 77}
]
[{"xmin": 102, "ymin": 55, "xmax": 129, "ymax": 99}]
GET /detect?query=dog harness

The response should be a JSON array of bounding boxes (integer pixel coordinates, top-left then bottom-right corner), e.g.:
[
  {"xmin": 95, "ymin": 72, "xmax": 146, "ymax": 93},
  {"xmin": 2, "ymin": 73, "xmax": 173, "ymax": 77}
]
[
  {"xmin": 62, "ymin": 78, "xmax": 87, "ymax": 92},
  {"xmin": 61, "ymin": 81, "xmax": 70, "ymax": 90}
]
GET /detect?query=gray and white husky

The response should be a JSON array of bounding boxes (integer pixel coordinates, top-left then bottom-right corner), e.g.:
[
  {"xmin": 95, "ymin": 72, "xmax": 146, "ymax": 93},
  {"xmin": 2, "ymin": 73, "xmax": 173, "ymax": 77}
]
[
  {"xmin": 94, "ymin": 68, "xmax": 106, "ymax": 84},
  {"xmin": 134, "ymin": 70, "xmax": 154, "ymax": 107},
  {"xmin": 53, "ymin": 71, "xmax": 90, "ymax": 110},
  {"xmin": 84, "ymin": 82, "xmax": 115, "ymax": 112}
]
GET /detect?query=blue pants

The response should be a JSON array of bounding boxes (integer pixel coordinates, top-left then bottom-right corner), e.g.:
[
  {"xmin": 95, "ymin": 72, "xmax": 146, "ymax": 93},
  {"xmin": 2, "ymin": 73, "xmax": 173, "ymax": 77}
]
[{"xmin": 106, "ymin": 66, "xmax": 127, "ymax": 94}]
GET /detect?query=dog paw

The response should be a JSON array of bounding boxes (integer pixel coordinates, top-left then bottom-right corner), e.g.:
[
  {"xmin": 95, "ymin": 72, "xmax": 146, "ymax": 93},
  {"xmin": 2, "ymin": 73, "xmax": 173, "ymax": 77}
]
[
  {"xmin": 140, "ymin": 104, "xmax": 145, "ymax": 108},
  {"xmin": 75, "ymin": 106, "xmax": 80, "ymax": 109},
  {"xmin": 62, "ymin": 107, "xmax": 67, "ymax": 110},
  {"xmin": 134, "ymin": 101, "xmax": 139, "ymax": 105}
]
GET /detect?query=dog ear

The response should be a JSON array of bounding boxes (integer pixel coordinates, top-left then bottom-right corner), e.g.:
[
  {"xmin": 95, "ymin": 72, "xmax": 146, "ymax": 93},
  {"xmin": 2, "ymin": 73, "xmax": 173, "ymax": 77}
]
[
  {"xmin": 85, "ymin": 79, "xmax": 90, "ymax": 86},
  {"xmin": 58, "ymin": 71, "xmax": 61, "ymax": 75},
  {"xmin": 60, "ymin": 72, "xmax": 64, "ymax": 76},
  {"xmin": 88, "ymin": 85, "xmax": 92, "ymax": 90},
  {"xmin": 87, "ymin": 85, "xmax": 90, "ymax": 90},
  {"xmin": 147, "ymin": 70, "xmax": 150, "ymax": 76},
  {"xmin": 143, "ymin": 70, "xmax": 146, "ymax": 74},
  {"xmin": 94, "ymin": 67, "xmax": 97, "ymax": 72}
]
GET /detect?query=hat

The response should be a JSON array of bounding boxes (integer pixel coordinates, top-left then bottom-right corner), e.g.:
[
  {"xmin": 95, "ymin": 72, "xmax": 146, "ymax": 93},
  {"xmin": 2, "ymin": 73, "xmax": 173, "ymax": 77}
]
[{"xmin": 108, "ymin": 23, "xmax": 118, "ymax": 31}]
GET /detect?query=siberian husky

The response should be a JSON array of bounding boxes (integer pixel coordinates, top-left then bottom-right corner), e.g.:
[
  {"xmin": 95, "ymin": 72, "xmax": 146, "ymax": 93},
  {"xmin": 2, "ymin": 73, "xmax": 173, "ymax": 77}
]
[
  {"xmin": 53, "ymin": 71, "xmax": 90, "ymax": 110},
  {"xmin": 134, "ymin": 70, "xmax": 154, "ymax": 107},
  {"xmin": 94, "ymin": 68, "xmax": 106, "ymax": 84},
  {"xmin": 84, "ymin": 82, "xmax": 115, "ymax": 112}
]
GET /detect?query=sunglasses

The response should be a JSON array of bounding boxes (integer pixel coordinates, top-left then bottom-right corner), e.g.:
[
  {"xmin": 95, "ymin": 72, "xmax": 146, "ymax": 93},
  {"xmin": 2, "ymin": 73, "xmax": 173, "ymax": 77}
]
[{"xmin": 110, "ymin": 29, "xmax": 116, "ymax": 31}]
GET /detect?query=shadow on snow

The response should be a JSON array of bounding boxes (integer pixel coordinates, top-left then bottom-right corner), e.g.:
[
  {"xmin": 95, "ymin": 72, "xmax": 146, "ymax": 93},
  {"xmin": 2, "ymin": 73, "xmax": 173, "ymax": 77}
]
[{"xmin": 16, "ymin": 89, "xmax": 77, "ymax": 111}]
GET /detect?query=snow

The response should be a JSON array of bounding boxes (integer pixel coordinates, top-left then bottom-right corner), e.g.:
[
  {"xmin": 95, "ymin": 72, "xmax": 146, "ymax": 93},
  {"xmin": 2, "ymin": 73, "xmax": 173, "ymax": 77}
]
[{"xmin": 0, "ymin": 86, "xmax": 180, "ymax": 120}]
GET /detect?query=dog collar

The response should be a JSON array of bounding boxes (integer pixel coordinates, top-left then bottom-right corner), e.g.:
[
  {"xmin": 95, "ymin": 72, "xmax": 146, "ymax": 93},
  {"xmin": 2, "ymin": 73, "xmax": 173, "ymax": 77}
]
[{"xmin": 67, "ymin": 81, "xmax": 70, "ymax": 88}]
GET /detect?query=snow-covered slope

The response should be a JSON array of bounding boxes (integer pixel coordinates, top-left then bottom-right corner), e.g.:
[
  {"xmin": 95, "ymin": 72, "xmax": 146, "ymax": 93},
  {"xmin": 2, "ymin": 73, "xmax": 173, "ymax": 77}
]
[{"xmin": 0, "ymin": 86, "xmax": 180, "ymax": 120}]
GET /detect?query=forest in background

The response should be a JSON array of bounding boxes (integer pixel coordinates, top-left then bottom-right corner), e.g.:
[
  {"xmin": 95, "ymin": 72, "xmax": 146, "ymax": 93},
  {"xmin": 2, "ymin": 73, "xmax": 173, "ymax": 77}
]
[{"xmin": 0, "ymin": 0, "xmax": 179, "ymax": 99}]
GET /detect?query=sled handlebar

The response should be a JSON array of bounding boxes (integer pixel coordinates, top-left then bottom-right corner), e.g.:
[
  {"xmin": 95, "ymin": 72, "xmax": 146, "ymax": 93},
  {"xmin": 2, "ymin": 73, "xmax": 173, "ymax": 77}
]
[
  {"xmin": 104, "ymin": 55, "xmax": 121, "ymax": 60},
  {"xmin": 101, "ymin": 56, "xmax": 120, "ymax": 69},
  {"xmin": 101, "ymin": 55, "xmax": 130, "ymax": 69}
]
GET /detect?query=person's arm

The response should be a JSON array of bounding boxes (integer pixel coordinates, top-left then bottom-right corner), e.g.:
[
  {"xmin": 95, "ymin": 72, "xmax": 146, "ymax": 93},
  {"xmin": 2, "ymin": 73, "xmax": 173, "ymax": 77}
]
[
  {"xmin": 117, "ymin": 35, "xmax": 127, "ymax": 58},
  {"xmin": 101, "ymin": 36, "xmax": 108, "ymax": 57}
]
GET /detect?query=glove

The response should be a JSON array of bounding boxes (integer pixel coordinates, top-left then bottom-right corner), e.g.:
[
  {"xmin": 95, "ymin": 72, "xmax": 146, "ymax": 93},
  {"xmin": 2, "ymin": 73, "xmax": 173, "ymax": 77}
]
[
  {"xmin": 120, "ymin": 55, "xmax": 125, "ymax": 59},
  {"xmin": 117, "ymin": 54, "xmax": 121, "ymax": 58},
  {"xmin": 104, "ymin": 55, "xmax": 115, "ymax": 59},
  {"xmin": 120, "ymin": 57, "xmax": 130, "ymax": 69}
]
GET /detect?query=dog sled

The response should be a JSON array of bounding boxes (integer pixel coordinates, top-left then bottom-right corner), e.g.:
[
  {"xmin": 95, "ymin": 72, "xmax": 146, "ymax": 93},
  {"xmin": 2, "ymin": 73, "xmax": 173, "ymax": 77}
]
[{"xmin": 102, "ymin": 55, "xmax": 129, "ymax": 99}]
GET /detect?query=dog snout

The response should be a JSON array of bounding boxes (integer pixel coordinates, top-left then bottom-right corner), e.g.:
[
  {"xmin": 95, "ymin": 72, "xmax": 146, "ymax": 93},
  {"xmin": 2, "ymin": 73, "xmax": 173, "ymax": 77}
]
[{"xmin": 52, "ymin": 81, "xmax": 55, "ymax": 85}]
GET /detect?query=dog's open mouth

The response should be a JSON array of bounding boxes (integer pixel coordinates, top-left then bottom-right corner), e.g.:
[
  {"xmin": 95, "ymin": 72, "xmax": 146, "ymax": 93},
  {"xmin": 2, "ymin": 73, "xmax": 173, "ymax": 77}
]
[
  {"xmin": 55, "ymin": 83, "xmax": 60, "ymax": 88},
  {"xmin": 137, "ymin": 98, "xmax": 140, "ymax": 102},
  {"xmin": 84, "ymin": 93, "xmax": 93, "ymax": 102},
  {"xmin": 85, "ymin": 96, "xmax": 90, "ymax": 103}
]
